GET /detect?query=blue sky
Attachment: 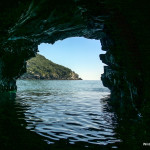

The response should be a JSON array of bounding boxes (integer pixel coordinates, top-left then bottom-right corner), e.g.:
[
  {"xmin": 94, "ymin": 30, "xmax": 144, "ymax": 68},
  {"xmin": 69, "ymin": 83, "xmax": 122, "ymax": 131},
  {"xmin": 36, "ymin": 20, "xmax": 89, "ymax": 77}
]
[{"xmin": 38, "ymin": 37, "xmax": 105, "ymax": 80}]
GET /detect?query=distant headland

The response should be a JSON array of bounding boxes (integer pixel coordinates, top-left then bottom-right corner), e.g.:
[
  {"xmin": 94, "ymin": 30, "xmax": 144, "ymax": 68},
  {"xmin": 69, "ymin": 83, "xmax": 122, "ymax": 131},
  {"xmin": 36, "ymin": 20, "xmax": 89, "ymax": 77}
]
[{"xmin": 20, "ymin": 54, "xmax": 82, "ymax": 80}]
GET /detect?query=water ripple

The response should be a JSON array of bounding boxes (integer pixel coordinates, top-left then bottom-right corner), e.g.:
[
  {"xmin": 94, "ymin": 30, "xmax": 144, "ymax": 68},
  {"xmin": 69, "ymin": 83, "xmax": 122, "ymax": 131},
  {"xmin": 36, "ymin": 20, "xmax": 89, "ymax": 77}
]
[{"xmin": 16, "ymin": 80, "xmax": 120, "ymax": 147}]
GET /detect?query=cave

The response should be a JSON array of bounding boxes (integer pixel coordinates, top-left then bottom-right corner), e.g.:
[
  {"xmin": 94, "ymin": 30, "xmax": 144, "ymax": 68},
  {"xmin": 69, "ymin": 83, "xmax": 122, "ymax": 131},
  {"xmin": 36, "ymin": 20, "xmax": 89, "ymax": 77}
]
[{"xmin": 0, "ymin": 0, "xmax": 150, "ymax": 142}]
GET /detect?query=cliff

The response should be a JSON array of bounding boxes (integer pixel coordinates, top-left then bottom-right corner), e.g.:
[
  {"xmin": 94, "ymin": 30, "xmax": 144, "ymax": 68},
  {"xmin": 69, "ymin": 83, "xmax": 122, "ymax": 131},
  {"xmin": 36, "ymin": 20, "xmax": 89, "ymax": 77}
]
[{"xmin": 20, "ymin": 54, "xmax": 81, "ymax": 80}]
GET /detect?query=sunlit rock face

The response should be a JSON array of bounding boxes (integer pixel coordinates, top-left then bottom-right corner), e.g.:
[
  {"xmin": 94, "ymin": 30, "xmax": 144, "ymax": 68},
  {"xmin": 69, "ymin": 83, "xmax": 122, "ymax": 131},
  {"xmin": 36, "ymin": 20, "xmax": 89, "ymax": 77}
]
[{"xmin": 0, "ymin": 0, "xmax": 149, "ymax": 114}]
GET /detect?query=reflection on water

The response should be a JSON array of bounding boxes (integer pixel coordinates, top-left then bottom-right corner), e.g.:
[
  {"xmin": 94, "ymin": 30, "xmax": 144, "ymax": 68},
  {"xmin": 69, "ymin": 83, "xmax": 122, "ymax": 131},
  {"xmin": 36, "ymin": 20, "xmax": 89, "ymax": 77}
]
[
  {"xmin": 0, "ymin": 80, "xmax": 149, "ymax": 149},
  {"xmin": 16, "ymin": 80, "xmax": 120, "ymax": 147}
]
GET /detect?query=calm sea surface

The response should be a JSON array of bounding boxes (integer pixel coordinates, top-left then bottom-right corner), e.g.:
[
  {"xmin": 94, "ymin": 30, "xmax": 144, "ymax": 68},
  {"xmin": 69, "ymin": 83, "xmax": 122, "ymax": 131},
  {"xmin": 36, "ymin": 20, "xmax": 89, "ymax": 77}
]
[
  {"xmin": 0, "ymin": 80, "xmax": 146, "ymax": 149},
  {"xmin": 15, "ymin": 80, "xmax": 120, "ymax": 147}
]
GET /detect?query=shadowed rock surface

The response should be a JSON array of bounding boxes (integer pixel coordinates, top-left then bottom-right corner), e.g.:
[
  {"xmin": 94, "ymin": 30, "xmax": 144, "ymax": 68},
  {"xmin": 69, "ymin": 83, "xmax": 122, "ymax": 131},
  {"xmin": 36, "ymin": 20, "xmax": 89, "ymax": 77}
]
[
  {"xmin": 20, "ymin": 54, "xmax": 81, "ymax": 80},
  {"xmin": 0, "ymin": 0, "xmax": 150, "ymax": 129}
]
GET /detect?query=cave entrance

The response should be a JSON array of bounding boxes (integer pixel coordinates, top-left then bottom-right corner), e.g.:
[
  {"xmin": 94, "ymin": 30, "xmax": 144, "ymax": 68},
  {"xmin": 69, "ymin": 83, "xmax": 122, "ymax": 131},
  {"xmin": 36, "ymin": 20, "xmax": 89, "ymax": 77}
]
[
  {"xmin": 16, "ymin": 37, "xmax": 112, "ymax": 146},
  {"xmin": 37, "ymin": 37, "xmax": 105, "ymax": 80}
]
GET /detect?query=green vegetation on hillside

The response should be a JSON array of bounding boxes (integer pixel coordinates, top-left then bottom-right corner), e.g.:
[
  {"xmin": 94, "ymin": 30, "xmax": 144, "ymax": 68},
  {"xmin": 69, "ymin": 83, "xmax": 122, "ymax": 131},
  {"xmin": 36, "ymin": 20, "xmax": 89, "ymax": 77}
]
[{"xmin": 20, "ymin": 54, "xmax": 81, "ymax": 80}]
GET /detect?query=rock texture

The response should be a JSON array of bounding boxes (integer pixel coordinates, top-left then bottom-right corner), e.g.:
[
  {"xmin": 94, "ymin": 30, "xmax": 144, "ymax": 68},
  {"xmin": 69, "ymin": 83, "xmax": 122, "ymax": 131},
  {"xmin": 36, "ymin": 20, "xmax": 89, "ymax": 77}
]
[
  {"xmin": 0, "ymin": 0, "xmax": 150, "ymax": 115},
  {"xmin": 20, "ymin": 54, "xmax": 81, "ymax": 80}
]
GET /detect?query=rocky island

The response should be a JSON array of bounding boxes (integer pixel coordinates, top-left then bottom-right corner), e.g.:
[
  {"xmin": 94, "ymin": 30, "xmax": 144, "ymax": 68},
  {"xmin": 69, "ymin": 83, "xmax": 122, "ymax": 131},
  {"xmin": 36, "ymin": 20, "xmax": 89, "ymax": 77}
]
[{"xmin": 20, "ymin": 54, "xmax": 82, "ymax": 80}]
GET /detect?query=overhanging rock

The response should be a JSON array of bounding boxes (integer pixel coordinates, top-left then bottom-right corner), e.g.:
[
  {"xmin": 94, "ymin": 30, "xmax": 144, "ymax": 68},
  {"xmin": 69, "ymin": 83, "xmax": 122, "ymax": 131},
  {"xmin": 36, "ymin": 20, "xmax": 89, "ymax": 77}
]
[{"xmin": 0, "ymin": 0, "xmax": 150, "ymax": 114}]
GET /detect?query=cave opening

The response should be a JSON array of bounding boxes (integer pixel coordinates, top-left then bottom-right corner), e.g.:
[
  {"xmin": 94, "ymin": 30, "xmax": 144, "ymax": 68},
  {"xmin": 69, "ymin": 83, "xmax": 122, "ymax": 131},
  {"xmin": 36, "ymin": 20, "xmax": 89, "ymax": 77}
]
[
  {"xmin": 38, "ymin": 37, "xmax": 105, "ymax": 80},
  {"xmin": 15, "ymin": 37, "xmax": 113, "ymax": 146}
]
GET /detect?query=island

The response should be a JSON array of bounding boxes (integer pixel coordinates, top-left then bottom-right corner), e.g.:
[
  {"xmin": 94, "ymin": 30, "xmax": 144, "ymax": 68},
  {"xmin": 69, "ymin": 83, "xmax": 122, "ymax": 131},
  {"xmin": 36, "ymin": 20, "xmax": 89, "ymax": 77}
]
[{"xmin": 20, "ymin": 54, "xmax": 82, "ymax": 80}]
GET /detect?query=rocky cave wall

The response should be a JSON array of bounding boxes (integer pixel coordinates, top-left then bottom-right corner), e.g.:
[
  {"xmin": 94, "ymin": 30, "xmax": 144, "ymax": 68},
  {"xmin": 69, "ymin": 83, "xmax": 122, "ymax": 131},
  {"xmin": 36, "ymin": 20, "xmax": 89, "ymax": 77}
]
[{"xmin": 0, "ymin": 0, "xmax": 150, "ymax": 115}]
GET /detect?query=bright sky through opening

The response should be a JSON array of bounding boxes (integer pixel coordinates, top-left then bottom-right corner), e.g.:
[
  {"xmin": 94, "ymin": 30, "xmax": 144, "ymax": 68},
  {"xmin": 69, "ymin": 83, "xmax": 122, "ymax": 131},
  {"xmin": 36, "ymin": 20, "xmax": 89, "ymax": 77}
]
[{"xmin": 38, "ymin": 37, "xmax": 105, "ymax": 80}]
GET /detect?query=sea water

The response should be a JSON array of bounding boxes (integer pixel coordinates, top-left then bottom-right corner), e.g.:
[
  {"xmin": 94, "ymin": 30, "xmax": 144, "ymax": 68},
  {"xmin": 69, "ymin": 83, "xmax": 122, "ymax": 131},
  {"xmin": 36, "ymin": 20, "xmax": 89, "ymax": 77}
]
[{"xmin": 15, "ymin": 80, "xmax": 120, "ymax": 147}]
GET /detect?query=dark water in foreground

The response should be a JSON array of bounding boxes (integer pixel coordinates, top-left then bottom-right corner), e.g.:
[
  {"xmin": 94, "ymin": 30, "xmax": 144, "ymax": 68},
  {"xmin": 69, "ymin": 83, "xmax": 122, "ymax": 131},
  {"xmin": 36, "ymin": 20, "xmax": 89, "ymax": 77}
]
[
  {"xmin": 17, "ymin": 80, "xmax": 119, "ymax": 145},
  {"xmin": 0, "ymin": 80, "xmax": 149, "ymax": 150}
]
